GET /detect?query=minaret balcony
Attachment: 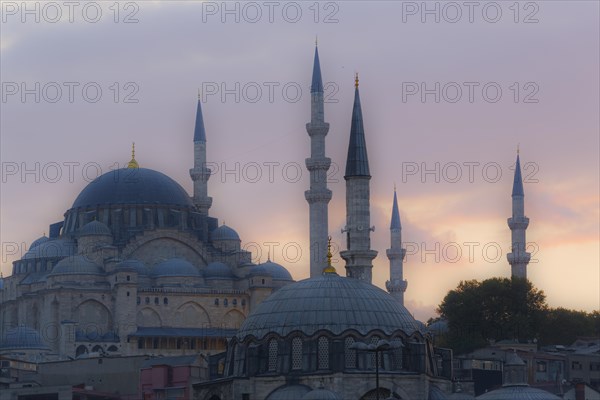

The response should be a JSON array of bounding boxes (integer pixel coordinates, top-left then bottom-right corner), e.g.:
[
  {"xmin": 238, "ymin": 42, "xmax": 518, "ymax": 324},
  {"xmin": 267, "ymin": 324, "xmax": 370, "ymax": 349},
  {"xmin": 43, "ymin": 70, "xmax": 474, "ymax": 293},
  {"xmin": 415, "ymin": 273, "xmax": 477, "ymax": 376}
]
[
  {"xmin": 305, "ymin": 157, "xmax": 331, "ymax": 171},
  {"xmin": 304, "ymin": 189, "xmax": 332, "ymax": 203},
  {"xmin": 507, "ymin": 251, "xmax": 531, "ymax": 264},
  {"xmin": 305, "ymin": 122, "xmax": 330, "ymax": 136},
  {"xmin": 386, "ymin": 279, "xmax": 408, "ymax": 293},
  {"xmin": 189, "ymin": 167, "xmax": 211, "ymax": 182},
  {"xmin": 386, "ymin": 248, "xmax": 406, "ymax": 259},
  {"xmin": 507, "ymin": 217, "xmax": 529, "ymax": 229}
]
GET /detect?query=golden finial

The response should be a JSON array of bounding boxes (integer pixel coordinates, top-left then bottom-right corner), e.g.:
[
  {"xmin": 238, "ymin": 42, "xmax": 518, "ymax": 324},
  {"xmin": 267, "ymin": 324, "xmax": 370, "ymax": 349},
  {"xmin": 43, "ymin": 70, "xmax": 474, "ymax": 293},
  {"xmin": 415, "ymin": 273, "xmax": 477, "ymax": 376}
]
[
  {"xmin": 354, "ymin": 73, "xmax": 359, "ymax": 88},
  {"xmin": 127, "ymin": 142, "xmax": 139, "ymax": 169},
  {"xmin": 323, "ymin": 236, "xmax": 336, "ymax": 274}
]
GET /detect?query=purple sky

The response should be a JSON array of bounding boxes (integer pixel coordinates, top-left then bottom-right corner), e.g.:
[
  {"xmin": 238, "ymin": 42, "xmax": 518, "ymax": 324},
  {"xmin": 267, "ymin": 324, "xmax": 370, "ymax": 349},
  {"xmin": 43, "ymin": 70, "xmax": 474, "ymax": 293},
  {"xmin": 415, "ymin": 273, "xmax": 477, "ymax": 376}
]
[{"xmin": 1, "ymin": 1, "xmax": 598, "ymax": 321}]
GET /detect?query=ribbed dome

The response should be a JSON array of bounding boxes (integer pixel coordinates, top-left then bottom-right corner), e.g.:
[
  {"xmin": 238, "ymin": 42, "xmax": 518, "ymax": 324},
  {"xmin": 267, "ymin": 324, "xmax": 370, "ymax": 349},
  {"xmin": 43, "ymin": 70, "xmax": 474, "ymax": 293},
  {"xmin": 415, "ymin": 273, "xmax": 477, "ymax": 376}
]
[
  {"xmin": 23, "ymin": 239, "xmax": 76, "ymax": 260},
  {"xmin": 211, "ymin": 224, "xmax": 240, "ymax": 241},
  {"xmin": 116, "ymin": 259, "xmax": 149, "ymax": 275},
  {"xmin": 204, "ymin": 262, "xmax": 234, "ymax": 279},
  {"xmin": 250, "ymin": 261, "xmax": 293, "ymax": 281},
  {"xmin": 79, "ymin": 220, "xmax": 111, "ymax": 236},
  {"xmin": 477, "ymin": 386, "xmax": 561, "ymax": 400},
  {"xmin": 49, "ymin": 256, "xmax": 104, "ymax": 276},
  {"xmin": 152, "ymin": 258, "xmax": 201, "ymax": 277},
  {"xmin": 237, "ymin": 272, "xmax": 420, "ymax": 340},
  {"xmin": 0, "ymin": 326, "xmax": 50, "ymax": 350},
  {"xmin": 71, "ymin": 168, "xmax": 194, "ymax": 209},
  {"xmin": 30, "ymin": 235, "xmax": 49, "ymax": 249},
  {"xmin": 302, "ymin": 388, "xmax": 342, "ymax": 400}
]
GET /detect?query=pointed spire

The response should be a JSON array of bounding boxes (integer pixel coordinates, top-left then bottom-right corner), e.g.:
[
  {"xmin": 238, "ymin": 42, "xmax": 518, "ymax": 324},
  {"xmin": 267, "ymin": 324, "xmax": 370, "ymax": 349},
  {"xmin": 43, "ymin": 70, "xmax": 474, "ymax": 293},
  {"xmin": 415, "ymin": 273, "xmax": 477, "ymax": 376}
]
[
  {"xmin": 323, "ymin": 236, "xmax": 337, "ymax": 274},
  {"xmin": 512, "ymin": 152, "xmax": 524, "ymax": 197},
  {"xmin": 390, "ymin": 188, "xmax": 401, "ymax": 230},
  {"xmin": 127, "ymin": 142, "xmax": 139, "ymax": 169},
  {"xmin": 194, "ymin": 94, "xmax": 207, "ymax": 142},
  {"xmin": 311, "ymin": 44, "xmax": 323, "ymax": 94},
  {"xmin": 345, "ymin": 75, "xmax": 370, "ymax": 177}
]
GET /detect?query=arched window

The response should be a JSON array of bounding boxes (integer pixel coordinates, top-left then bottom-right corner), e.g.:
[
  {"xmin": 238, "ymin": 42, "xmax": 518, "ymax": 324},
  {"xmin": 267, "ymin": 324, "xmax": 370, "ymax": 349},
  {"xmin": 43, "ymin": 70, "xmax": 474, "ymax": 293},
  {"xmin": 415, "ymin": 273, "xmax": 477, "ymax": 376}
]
[
  {"xmin": 345, "ymin": 336, "xmax": 356, "ymax": 369},
  {"xmin": 241, "ymin": 299, "xmax": 246, "ymax": 306},
  {"xmin": 391, "ymin": 338, "xmax": 403, "ymax": 370},
  {"xmin": 163, "ymin": 297, "xmax": 168, "ymax": 305},
  {"xmin": 232, "ymin": 298, "xmax": 237, "ymax": 306},
  {"xmin": 224, "ymin": 298, "xmax": 228, "ymax": 307},
  {"xmin": 214, "ymin": 298, "xmax": 219, "ymax": 306},
  {"xmin": 268, "ymin": 339, "xmax": 278, "ymax": 372},
  {"xmin": 291, "ymin": 337, "xmax": 303, "ymax": 370},
  {"xmin": 318, "ymin": 336, "xmax": 329, "ymax": 370},
  {"xmin": 370, "ymin": 335, "xmax": 382, "ymax": 369},
  {"xmin": 154, "ymin": 297, "xmax": 159, "ymax": 305}
]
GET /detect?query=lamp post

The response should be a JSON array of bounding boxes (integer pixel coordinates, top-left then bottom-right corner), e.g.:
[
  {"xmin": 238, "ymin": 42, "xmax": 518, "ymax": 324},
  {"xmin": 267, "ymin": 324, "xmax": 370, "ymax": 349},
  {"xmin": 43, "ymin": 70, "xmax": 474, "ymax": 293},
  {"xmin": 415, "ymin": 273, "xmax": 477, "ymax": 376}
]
[{"xmin": 350, "ymin": 339, "xmax": 402, "ymax": 400}]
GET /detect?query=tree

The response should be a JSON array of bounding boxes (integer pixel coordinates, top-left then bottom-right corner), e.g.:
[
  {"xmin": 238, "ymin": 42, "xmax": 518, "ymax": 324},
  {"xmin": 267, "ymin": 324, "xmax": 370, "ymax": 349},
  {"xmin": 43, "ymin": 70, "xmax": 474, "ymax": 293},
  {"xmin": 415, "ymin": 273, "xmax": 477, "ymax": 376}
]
[{"xmin": 437, "ymin": 277, "xmax": 547, "ymax": 354}]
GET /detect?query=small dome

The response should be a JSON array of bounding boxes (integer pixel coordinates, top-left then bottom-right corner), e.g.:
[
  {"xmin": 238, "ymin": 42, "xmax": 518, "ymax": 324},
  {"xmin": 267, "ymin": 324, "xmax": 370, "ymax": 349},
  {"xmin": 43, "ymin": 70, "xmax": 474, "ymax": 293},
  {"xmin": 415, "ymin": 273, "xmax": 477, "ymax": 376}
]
[
  {"xmin": 251, "ymin": 261, "xmax": 293, "ymax": 281},
  {"xmin": 79, "ymin": 220, "xmax": 111, "ymax": 236},
  {"xmin": 205, "ymin": 262, "xmax": 234, "ymax": 279},
  {"xmin": 477, "ymin": 386, "xmax": 562, "ymax": 400},
  {"xmin": 302, "ymin": 388, "xmax": 342, "ymax": 400},
  {"xmin": 430, "ymin": 386, "xmax": 449, "ymax": 400},
  {"xmin": 23, "ymin": 239, "xmax": 76, "ymax": 260},
  {"xmin": 266, "ymin": 385, "xmax": 311, "ymax": 400},
  {"xmin": 237, "ymin": 272, "xmax": 420, "ymax": 340},
  {"xmin": 0, "ymin": 326, "xmax": 50, "ymax": 351},
  {"xmin": 428, "ymin": 319, "xmax": 449, "ymax": 334},
  {"xmin": 49, "ymin": 256, "xmax": 104, "ymax": 276},
  {"xmin": 116, "ymin": 259, "xmax": 149, "ymax": 275},
  {"xmin": 449, "ymin": 393, "xmax": 476, "ymax": 400},
  {"xmin": 152, "ymin": 258, "xmax": 201, "ymax": 277},
  {"xmin": 211, "ymin": 224, "xmax": 240, "ymax": 241},
  {"xmin": 30, "ymin": 235, "xmax": 49, "ymax": 249}
]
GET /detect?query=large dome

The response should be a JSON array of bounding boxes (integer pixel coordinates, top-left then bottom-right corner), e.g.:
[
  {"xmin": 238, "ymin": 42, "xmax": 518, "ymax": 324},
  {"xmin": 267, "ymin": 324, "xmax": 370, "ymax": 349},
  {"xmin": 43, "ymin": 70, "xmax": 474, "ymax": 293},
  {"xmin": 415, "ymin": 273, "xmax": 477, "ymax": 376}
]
[
  {"xmin": 0, "ymin": 327, "xmax": 50, "ymax": 351},
  {"xmin": 71, "ymin": 168, "xmax": 194, "ymax": 209},
  {"xmin": 237, "ymin": 272, "xmax": 420, "ymax": 340}
]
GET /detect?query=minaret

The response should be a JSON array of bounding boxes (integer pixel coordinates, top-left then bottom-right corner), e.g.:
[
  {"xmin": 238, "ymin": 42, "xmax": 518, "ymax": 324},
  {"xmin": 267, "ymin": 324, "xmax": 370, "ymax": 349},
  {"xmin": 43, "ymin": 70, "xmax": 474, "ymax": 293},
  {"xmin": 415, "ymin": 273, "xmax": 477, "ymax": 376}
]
[
  {"xmin": 305, "ymin": 42, "xmax": 332, "ymax": 278},
  {"xmin": 507, "ymin": 150, "xmax": 530, "ymax": 279},
  {"xmin": 340, "ymin": 74, "xmax": 377, "ymax": 283},
  {"xmin": 189, "ymin": 94, "xmax": 213, "ymax": 215},
  {"xmin": 386, "ymin": 187, "xmax": 407, "ymax": 305}
]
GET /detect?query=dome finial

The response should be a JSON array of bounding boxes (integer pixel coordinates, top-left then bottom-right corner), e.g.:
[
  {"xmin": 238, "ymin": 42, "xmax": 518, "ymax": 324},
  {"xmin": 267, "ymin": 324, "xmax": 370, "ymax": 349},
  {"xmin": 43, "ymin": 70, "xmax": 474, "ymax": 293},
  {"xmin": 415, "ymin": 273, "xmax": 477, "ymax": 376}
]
[
  {"xmin": 323, "ymin": 236, "xmax": 336, "ymax": 274},
  {"xmin": 355, "ymin": 72, "xmax": 359, "ymax": 88},
  {"xmin": 315, "ymin": 35, "xmax": 318, "ymax": 46},
  {"xmin": 517, "ymin": 143, "xmax": 520, "ymax": 155},
  {"xmin": 127, "ymin": 142, "xmax": 139, "ymax": 169}
]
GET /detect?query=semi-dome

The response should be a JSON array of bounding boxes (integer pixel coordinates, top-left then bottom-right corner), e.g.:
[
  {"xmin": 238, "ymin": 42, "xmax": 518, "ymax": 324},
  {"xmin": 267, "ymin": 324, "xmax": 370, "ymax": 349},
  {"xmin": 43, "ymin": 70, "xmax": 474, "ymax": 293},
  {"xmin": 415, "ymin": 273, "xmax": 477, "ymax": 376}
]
[
  {"xmin": 250, "ymin": 261, "xmax": 293, "ymax": 281},
  {"xmin": 49, "ymin": 255, "xmax": 104, "ymax": 276},
  {"xmin": 152, "ymin": 258, "xmax": 201, "ymax": 277},
  {"xmin": 0, "ymin": 326, "xmax": 50, "ymax": 350},
  {"xmin": 30, "ymin": 235, "xmax": 49, "ymax": 249},
  {"xmin": 115, "ymin": 259, "xmax": 149, "ymax": 275},
  {"xmin": 236, "ymin": 271, "xmax": 420, "ymax": 340},
  {"xmin": 302, "ymin": 388, "xmax": 342, "ymax": 400},
  {"xmin": 79, "ymin": 220, "xmax": 111, "ymax": 236},
  {"xmin": 204, "ymin": 262, "xmax": 234, "ymax": 279},
  {"xmin": 23, "ymin": 239, "xmax": 76, "ymax": 260},
  {"xmin": 71, "ymin": 168, "xmax": 194, "ymax": 209},
  {"xmin": 211, "ymin": 224, "xmax": 240, "ymax": 241}
]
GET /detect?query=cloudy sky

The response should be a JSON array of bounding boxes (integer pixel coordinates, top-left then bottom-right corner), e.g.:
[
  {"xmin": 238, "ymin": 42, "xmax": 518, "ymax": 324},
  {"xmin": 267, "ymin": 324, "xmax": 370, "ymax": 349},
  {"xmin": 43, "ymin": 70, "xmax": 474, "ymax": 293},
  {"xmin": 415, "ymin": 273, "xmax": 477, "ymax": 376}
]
[{"xmin": 1, "ymin": 1, "xmax": 598, "ymax": 321}]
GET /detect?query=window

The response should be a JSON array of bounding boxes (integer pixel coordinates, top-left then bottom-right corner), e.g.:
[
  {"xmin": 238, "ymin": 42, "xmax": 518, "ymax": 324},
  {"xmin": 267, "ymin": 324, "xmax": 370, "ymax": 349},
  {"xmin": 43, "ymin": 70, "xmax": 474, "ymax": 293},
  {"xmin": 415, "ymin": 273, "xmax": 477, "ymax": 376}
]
[
  {"xmin": 291, "ymin": 337, "xmax": 303, "ymax": 370},
  {"xmin": 224, "ymin": 298, "xmax": 228, "ymax": 307},
  {"xmin": 536, "ymin": 361, "xmax": 547, "ymax": 372},
  {"xmin": 345, "ymin": 337, "xmax": 356, "ymax": 369},
  {"xmin": 214, "ymin": 298, "xmax": 219, "ymax": 306},
  {"xmin": 145, "ymin": 297, "xmax": 150, "ymax": 304},
  {"xmin": 126, "ymin": 291, "xmax": 130, "ymax": 297},
  {"xmin": 163, "ymin": 297, "xmax": 168, "ymax": 305},
  {"xmin": 391, "ymin": 338, "xmax": 403, "ymax": 370},
  {"xmin": 572, "ymin": 361, "xmax": 583, "ymax": 370},
  {"xmin": 590, "ymin": 362, "xmax": 600, "ymax": 371},
  {"xmin": 137, "ymin": 297, "xmax": 140, "ymax": 305},
  {"xmin": 318, "ymin": 336, "xmax": 330, "ymax": 370},
  {"xmin": 241, "ymin": 299, "xmax": 246, "ymax": 306},
  {"xmin": 127, "ymin": 275, "xmax": 130, "ymax": 281},
  {"xmin": 154, "ymin": 297, "xmax": 159, "ymax": 305},
  {"xmin": 268, "ymin": 339, "xmax": 278, "ymax": 372},
  {"xmin": 233, "ymin": 299, "xmax": 237, "ymax": 306},
  {"xmin": 370, "ymin": 336, "xmax": 382, "ymax": 369}
]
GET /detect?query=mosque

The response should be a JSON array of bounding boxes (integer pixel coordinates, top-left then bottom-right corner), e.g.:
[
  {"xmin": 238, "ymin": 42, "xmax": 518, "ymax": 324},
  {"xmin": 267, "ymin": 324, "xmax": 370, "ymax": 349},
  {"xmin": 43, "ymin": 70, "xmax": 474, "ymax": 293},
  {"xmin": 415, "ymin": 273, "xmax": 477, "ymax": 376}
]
[{"xmin": 0, "ymin": 44, "xmax": 534, "ymax": 399}]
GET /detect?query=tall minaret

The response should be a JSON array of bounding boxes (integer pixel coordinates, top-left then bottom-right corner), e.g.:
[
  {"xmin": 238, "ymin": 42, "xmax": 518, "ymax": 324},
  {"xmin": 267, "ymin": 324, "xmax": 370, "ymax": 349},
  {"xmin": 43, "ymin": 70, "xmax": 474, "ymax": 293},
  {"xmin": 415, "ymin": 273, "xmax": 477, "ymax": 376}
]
[
  {"xmin": 305, "ymin": 43, "xmax": 332, "ymax": 278},
  {"xmin": 340, "ymin": 75, "xmax": 377, "ymax": 283},
  {"xmin": 190, "ymin": 95, "xmax": 213, "ymax": 215},
  {"xmin": 386, "ymin": 188, "xmax": 407, "ymax": 305},
  {"xmin": 507, "ymin": 150, "xmax": 530, "ymax": 279}
]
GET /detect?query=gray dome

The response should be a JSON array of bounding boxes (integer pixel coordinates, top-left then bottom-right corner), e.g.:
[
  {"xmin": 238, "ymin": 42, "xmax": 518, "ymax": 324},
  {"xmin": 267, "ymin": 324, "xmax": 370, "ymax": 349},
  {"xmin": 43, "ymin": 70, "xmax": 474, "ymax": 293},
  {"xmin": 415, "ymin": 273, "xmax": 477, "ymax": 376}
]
[
  {"xmin": 211, "ymin": 224, "xmax": 240, "ymax": 241},
  {"xmin": 449, "ymin": 393, "xmax": 476, "ymax": 400},
  {"xmin": 116, "ymin": 259, "xmax": 149, "ymax": 275},
  {"xmin": 71, "ymin": 168, "xmax": 194, "ymax": 209},
  {"xmin": 252, "ymin": 261, "xmax": 293, "ymax": 281},
  {"xmin": 30, "ymin": 235, "xmax": 49, "ymax": 249},
  {"xmin": 204, "ymin": 262, "xmax": 234, "ymax": 279},
  {"xmin": 430, "ymin": 386, "xmax": 449, "ymax": 400},
  {"xmin": 23, "ymin": 239, "xmax": 76, "ymax": 260},
  {"xmin": 477, "ymin": 386, "xmax": 561, "ymax": 400},
  {"xmin": 428, "ymin": 319, "xmax": 449, "ymax": 334},
  {"xmin": 79, "ymin": 220, "xmax": 111, "ymax": 236},
  {"xmin": 266, "ymin": 385, "xmax": 311, "ymax": 400},
  {"xmin": 152, "ymin": 258, "xmax": 201, "ymax": 277},
  {"xmin": 49, "ymin": 256, "xmax": 104, "ymax": 276},
  {"xmin": 237, "ymin": 272, "xmax": 420, "ymax": 340},
  {"xmin": 302, "ymin": 388, "xmax": 342, "ymax": 400},
  {"xmin": 0, "ymin": 326, "xmax": 50, "ymax": 351}
]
